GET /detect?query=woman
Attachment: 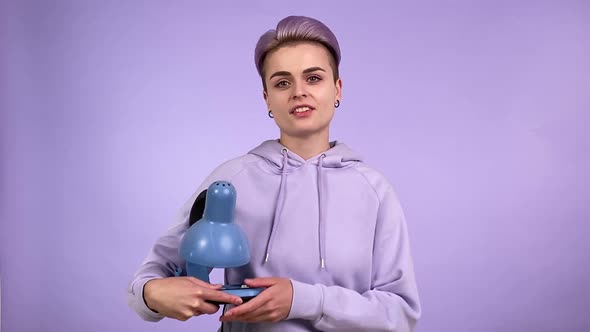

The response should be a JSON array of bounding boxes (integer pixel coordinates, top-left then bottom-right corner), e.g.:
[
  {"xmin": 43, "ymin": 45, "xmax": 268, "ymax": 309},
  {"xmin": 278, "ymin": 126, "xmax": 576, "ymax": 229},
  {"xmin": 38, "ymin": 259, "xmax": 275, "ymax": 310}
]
[{"xmin": 126, "ymin": 15, "xmax": 421, "ymax": 331}]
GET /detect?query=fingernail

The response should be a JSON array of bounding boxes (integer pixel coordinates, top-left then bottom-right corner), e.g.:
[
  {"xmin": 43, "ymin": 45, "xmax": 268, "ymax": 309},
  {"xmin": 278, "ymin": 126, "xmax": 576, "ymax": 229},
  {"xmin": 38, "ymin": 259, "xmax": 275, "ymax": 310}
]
[{"xmin": 235, "ymin": 298, "xmax": 243, "ymax": 305}]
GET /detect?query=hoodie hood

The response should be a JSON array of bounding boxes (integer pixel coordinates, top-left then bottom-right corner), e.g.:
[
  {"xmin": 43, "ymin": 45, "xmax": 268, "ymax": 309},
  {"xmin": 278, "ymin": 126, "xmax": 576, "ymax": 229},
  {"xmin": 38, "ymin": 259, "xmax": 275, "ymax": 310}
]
[
  {"xmin": 248, "ymin": 139, "xmax": 362, "ymax": 269},
  {"xmin": 248, "ymin": 139, "xmax": 363, "ymax": 171}
]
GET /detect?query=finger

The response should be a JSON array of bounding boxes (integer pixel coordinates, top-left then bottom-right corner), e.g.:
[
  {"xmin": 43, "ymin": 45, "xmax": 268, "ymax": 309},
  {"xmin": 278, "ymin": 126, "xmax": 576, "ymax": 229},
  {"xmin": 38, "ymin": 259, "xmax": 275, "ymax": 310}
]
[
  {"xmin": 222, "ymin": 291, "xmax": 270, "ymax": 318},
  {"xmin": 187, "ymin": 277, "xmax": 223, "ymax": 289},
  {"xmin": 244, "ymin": 277, "xmax": 280, "ymax": 288},
  {"xmin": 200, "ymin": 288, "xmax": 244, "ymax": 306},
  {"xmin": 175, "ymin": 309, "xmax": 200, "ymax": 321},
  {"xmin": 195, "ymin": 301, "xmax": 220, "ymax": 315},
  {"xmin": 229, "ymin": 303, "xmax": 270, "ymax": 322}
]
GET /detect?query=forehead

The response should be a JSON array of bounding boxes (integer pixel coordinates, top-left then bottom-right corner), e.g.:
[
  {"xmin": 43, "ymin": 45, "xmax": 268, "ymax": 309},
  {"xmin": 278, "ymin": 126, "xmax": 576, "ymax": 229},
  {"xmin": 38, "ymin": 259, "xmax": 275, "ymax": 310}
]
[{"xmin": 264, "ymin": 42, "xmax": 333, "ymax": 77}]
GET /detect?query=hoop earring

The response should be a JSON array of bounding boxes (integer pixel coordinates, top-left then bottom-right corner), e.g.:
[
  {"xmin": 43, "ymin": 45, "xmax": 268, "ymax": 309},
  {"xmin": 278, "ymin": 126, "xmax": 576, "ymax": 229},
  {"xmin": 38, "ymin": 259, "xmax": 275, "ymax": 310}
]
[
  {"xmin": 334, "ymin": 100, "xmax": 340, "ymax": 108},
  {"xmin": 268, "ymin": 110, "xmax": 274, "ymax": 118}
]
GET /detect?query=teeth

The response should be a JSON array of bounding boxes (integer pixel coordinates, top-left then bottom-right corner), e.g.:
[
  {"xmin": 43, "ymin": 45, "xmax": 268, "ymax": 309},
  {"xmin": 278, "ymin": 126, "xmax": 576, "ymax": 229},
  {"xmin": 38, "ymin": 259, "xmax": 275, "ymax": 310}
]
[{"xmin": 294, "ymin": 106, "xmax": 310, "ymax": 113}]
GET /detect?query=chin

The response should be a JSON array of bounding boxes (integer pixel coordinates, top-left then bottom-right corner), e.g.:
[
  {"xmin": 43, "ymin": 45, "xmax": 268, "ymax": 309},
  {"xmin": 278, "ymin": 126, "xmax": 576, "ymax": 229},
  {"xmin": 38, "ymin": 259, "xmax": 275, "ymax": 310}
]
[{"xmin": 282, "ymin": 124, "xmax": 329, "ymax": 138}]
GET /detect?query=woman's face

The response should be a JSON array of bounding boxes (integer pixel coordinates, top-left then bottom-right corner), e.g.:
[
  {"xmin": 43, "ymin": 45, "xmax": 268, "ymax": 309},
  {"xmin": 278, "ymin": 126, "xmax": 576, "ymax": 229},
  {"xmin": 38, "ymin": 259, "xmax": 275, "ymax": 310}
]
[{"xmin": 263, "ymin": 42, "xmax": 342, "ymax": 139}]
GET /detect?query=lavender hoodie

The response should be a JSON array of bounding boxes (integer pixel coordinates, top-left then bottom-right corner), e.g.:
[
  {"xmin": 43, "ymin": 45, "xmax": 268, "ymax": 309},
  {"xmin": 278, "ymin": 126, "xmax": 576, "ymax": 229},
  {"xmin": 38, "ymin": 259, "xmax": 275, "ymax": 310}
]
[{"xmin": 126, "ymin": 139, "xmax": 421, "ymax": 331}]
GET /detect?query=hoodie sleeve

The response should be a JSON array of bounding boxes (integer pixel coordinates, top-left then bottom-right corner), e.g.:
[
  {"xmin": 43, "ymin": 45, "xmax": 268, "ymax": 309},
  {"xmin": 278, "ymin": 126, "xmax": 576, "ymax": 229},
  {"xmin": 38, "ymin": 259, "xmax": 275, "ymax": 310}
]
[
  {"xmin": 125, "ymin": 155, "xmax": 256, "ymax": 321},
  {"xmin": 124, "ymin": 191, "xmax": 199, "ymax": 321},
  {"xmin": 125, "ymin": 171, "xmax": 223, "ymax": 321},
  {"xmin": 287, "ymin": 187, "xmax": 421, "ymax": 331}
]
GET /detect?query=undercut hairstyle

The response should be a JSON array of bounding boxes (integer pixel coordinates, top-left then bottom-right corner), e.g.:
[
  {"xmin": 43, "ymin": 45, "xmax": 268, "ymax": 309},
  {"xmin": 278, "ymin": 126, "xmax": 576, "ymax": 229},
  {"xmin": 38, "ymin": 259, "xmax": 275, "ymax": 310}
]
[{"xmin": 254, "ymin": 16, "xmax": 341, "ymax": 90}]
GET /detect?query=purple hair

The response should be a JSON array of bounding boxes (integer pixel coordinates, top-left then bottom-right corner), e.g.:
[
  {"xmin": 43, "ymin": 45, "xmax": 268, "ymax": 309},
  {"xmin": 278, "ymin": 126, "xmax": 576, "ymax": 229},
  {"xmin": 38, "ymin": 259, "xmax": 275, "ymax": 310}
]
[{"xmin": 254, "ymin": 16, "xmax": 341, "ymax": 88}]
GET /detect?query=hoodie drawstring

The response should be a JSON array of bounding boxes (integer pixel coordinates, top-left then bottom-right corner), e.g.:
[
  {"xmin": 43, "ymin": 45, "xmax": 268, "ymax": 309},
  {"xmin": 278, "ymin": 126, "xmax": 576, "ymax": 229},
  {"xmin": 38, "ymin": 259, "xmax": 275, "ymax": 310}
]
[
  {"xmin": 317, "ymin": 154, "xmax": 327, "ymax": 269},
  {"xmin": 264, "ymin": 148, "xmax": 289, "ymax": 264},
  {"xmin": 264, "ymin": 149, "xmax": 328, "ymax": 270}
]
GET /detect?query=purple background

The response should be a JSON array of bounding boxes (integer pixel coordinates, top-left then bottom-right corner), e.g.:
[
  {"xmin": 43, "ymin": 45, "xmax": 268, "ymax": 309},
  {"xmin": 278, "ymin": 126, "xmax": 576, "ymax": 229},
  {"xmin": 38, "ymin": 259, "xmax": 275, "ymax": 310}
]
[{"xmin": 1, "ymin": 1, "xmax": 589, "ymax": 331}]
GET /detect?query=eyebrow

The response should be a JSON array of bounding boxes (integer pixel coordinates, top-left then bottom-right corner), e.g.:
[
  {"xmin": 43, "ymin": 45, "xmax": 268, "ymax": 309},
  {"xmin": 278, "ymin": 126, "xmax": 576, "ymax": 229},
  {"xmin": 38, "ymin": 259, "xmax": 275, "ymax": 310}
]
[{"xmin": 269, "ymin": 67, "xmax": 326, "ymax": 80}]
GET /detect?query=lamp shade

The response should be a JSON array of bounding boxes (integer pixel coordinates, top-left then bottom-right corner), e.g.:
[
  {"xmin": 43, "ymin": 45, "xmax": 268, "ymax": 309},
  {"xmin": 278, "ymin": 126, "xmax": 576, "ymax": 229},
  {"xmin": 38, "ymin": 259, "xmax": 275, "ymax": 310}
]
[{"xmin": 179, "ymin": 181, "xmax": 250, "ymax": 282}]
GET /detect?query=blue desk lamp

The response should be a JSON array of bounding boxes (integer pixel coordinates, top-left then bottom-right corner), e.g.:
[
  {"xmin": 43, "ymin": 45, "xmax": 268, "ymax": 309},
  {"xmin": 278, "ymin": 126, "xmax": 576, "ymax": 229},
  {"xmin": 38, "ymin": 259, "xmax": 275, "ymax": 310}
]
[{"xmin": 179, "ymin": 181, "xmax": 264, "ymax": 303}]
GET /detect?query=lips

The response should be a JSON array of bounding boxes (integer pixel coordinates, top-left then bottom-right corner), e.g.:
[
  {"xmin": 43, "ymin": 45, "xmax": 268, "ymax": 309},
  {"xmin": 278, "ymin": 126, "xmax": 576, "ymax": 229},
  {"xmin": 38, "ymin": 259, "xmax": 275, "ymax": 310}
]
[{"xmin": 290, "ymin": 104, "xmax": 315, "ymax": 114}]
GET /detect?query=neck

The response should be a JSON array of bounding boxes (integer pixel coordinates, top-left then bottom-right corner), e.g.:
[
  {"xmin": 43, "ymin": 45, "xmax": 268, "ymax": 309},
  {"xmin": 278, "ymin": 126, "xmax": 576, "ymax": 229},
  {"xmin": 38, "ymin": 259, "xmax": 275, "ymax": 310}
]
[{"xmin": 279, "ymin": 130, "xmax": 331, "ymax": 160}]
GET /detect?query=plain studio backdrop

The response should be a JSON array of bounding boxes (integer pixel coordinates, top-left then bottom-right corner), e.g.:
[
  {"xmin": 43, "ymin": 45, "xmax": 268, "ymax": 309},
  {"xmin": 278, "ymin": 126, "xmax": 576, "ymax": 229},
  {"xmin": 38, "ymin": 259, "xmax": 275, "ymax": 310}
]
[{"xmin": 1, "ymin": 1, "xmax": 588, "ymax": 331}]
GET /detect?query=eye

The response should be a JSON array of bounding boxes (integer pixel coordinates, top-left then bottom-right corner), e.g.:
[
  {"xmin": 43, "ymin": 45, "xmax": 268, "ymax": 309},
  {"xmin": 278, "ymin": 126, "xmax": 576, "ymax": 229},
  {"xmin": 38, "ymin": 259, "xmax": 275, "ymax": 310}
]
[
  {"xmin": 275, "ymin": 80, "xmax": 290, "ymax": 88},
  {"xmin": 307, "ymin": 75, "xmax": 322, "ymax": 83}
]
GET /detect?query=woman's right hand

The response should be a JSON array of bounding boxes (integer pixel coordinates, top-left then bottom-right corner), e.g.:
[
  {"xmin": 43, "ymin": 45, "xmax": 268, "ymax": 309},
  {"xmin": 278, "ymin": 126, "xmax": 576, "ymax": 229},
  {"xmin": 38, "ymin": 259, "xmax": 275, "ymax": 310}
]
[{"xmin": 143, "ymin": 277, "xmax": 243, "ymax": 321}]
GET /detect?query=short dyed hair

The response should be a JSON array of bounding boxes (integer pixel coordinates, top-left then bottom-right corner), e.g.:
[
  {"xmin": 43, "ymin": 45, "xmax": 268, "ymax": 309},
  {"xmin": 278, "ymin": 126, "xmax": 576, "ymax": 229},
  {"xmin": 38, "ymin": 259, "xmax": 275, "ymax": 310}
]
[{"xmin": 254, "ymin": 16, "xmax": 341, "ymax": 90}]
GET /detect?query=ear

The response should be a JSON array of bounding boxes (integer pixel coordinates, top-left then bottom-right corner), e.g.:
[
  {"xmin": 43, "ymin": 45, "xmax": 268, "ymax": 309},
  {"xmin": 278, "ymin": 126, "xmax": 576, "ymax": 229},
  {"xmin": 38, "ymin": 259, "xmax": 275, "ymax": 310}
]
[
  {"xmin": 263, "ymin": 90, "xmax": 270, "ymax": 108},
  {"xmin": 335, "ymin": 78, "xmax": 343, "ymax": 102}
]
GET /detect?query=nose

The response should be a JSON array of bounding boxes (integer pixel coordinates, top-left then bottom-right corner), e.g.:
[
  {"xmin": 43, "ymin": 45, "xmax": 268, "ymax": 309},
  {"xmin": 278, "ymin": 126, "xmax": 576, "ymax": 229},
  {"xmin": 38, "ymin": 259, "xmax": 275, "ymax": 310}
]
[{"xmin": 290, "ymin": 80, "xmax": 308, "ymax": 100}]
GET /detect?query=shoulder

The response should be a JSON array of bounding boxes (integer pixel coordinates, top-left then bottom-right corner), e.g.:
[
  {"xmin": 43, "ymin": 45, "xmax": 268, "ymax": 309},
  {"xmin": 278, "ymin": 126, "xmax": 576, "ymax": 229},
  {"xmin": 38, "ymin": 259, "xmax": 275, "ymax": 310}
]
[
  {"xmin": 184, "ymin": 153, "xmax": 261, "ymax": 209},
  {"xmin": 205, "ymin": 153, "xmax": 261, "ymax": 182},
  {"xmin": 350, "ymin": 162, "xmax": 396, "ymax": 201}
]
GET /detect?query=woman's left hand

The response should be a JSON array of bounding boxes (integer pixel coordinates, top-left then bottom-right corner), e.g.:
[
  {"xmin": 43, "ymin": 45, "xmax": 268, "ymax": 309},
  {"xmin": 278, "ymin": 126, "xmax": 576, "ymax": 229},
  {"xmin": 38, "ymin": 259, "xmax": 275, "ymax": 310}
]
[{"xmin": 219, "ymin": 277, "xmax": 293, "ymax": 323}]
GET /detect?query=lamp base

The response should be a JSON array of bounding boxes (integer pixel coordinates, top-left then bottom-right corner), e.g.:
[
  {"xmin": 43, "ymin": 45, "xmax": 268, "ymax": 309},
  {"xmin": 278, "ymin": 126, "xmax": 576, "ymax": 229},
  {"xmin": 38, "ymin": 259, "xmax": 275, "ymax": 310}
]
[
  {"xmin": 180, "ymin": 264, "xmax": 264, "ymax": 304},
  {"xmin": 207, "ymin": 284, "xmax": 265, "ymax": 305}
]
